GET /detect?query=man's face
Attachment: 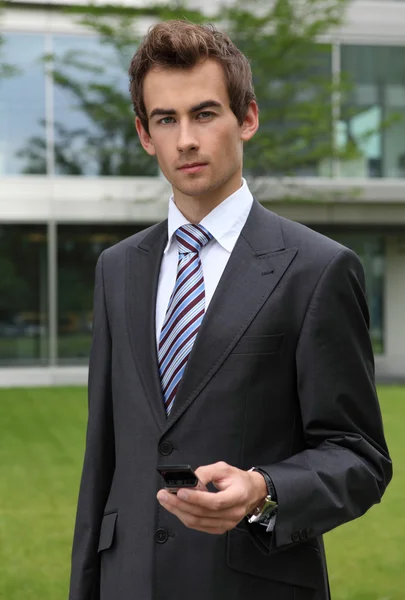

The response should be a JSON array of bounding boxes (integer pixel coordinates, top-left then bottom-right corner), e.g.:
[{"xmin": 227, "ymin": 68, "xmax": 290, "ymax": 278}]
[{"xmin": 136, "ymin": 59, "xmax": 258, "ymax": 204}]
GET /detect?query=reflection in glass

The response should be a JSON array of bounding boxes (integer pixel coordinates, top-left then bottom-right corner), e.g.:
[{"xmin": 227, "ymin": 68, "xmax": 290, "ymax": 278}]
[
  {"xmin": 52, "ymin": 35, "xmax": 157, "ymax": 176},
  {"xmin": 340, "ymin": 45, "xmax": 405, "ymax": 177},
  {"xmin": 0, "ymin": 225, "xmax": 48, "ymax": 365},
  {"xmin": 0, "ymin": 33, "xmax": 46, "ymax": 175},
  {"xmin": 316, "ymin": 230, "xmax": 385, "ymax": 353},
  {"xmin": 57, "ymin": 224, "xmax": 148, "ymax": 363},
  {"xmin": 244, "ymin": 44, "xmax": 333, "ymax": 177}
]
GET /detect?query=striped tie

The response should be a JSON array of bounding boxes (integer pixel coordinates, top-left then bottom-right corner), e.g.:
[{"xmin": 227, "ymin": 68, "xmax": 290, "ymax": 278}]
[{"xmin": 158, "ymin": 224, "xmax": 213, "ymax": 415}]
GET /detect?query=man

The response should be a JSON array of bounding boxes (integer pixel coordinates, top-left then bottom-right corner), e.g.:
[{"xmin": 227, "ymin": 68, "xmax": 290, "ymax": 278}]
[{"xmin": 69, "ymin": 20, "xmax": 392, "ymax": 600}]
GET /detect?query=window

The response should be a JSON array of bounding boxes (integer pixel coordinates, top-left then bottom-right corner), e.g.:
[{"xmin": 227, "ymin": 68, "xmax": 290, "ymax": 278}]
[
  {"xmin": 244, "ymin": 44, "xmax": 333, "ymax": 177},
  {"xmin": 57, "ymin": 224, "xmax": 149, "ymax": 363},
  {"xmin": 0, "ymin": 32, "xmax": 157, "ymax": 177},
  {"xmin": 0, "ymin": 33, "xmax": 46, "ymax": 175},
  {"xmin": 52, "ymin": 35, "xmax": 157, "ymax": 176},
  {"xmin": 0, "ymin": 225, "xmax": 48, "ymax": 365},
  {"xmin": 339, "ymin": 45, "xmax": 405, "ymax": 178}
]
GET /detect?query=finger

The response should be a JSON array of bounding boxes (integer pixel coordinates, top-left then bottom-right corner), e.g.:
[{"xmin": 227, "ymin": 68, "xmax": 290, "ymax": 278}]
[
  {"xmin": 159, "ymin": 500, "xmax": 236, "ymax": 534},
  {"xmin": 176, "ymin": 486, "xmax": 238, "ymax": 512},
  {"xmin": 195, "ymin": 461, "xmax": 232, "ymax": 487},
  {"xmin": 174, "ymin": 510, "xmax": 236, "ymax": 532},
  {"xmin": 157, "ymin": 489, "xmax": 222, "ymax": 516},
  {"xmin": 158, "ymin": 489, "xmax": 242, "ymax": 520}
]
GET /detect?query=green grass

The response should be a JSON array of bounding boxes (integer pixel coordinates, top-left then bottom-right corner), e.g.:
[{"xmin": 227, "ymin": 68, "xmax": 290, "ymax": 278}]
[
  {"xmin": 325, "ymin": 386, "xmax": 404, "ymax": 600},
  {"xmin": 0, "ymin": 386, "xmax": 403, "ymax": 600},
  {"xmin": 0, "ymin": 388, "xmax": 87, "ymax": 600}
]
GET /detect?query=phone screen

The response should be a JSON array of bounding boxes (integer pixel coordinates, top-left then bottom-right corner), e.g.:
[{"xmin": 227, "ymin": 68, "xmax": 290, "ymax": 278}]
[{"xmin": 157, "ymin": 464, "xmax": 204, "ymax": 492}]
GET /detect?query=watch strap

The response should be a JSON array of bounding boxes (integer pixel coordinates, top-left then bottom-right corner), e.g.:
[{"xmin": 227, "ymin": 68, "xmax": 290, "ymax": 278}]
[
  {"xmin": 253, "ymin": 467, "xmax": 277, "ymax": 502},
  {"xmin": 248, "ymin": 467, "xmax": 278, "ymax": 524}
]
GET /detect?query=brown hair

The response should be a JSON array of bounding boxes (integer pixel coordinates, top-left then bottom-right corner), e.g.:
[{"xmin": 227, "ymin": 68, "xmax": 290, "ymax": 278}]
[{"xmin": 129, "ymin": 20, "xmax": 256, "ymax": 134}]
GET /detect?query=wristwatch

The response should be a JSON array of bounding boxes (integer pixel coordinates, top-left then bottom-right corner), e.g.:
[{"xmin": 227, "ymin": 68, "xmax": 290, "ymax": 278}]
[{"xmin": 247, "ymin": 467, "xmax": 278, "ymax": 524}]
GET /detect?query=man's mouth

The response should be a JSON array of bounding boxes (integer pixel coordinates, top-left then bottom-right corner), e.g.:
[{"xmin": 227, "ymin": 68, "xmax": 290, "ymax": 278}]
[{"xmin": 178, "ymin": 163, "xmax": 208, "ymax": 173}]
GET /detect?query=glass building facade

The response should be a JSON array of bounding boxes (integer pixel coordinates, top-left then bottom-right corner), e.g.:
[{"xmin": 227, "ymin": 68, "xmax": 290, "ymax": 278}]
[
  {"xmin": 0, "ymin": 223, "xmax": 386, "ymax": 365},
  {"xmin": 0, "ymin": 224, "xmax": 150, "ymax": 366},
  {"xmin": 0, "ymin": 34, "xmax": 47, "ymax": 175},
  {"xmin": 0, "ymin": 23, "xmax": 403, "ymax": 367},
  {"xmin": 57, "ymin": 224, "xmax": 144, "ymax": 364},
  {"xmin": 1, "ymin": 32, "xmax": 405, "ymax": 179},
  {"xmin": 0, "ymin": 225, "xmax": 48, "ymax": 365},
  {"xmin": 339, "ymin": 45, "xmax": 405, "ymax": 178},
  {"xmin": 0, "ymin": 32, "xmax": 157, "ymax": 177}
]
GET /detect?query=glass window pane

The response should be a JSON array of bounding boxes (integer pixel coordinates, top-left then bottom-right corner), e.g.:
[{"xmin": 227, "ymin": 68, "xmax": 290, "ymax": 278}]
[
  {"xmin": 340, "ymin": 45, "xmax": 405, "ymax": 178},
  {"xmin": 57, "ymin": 224, "xmax": 149, "ymax": 364},
  {"xmin": 0, "ymin": 33, "xmax": 46, "ymax": 175},
  {"xmin": 312, "ymin": 230, "xmax": 385, "ymax": 354},
  {"xmin": 244, "ymin": 44, "xmax": 333, "ymax": 177},
  {"xmin": 0, "ymin": 225, "xmax": 48, "ymax": 365},
  {"xmin": 52, "ymin": 35, "xmax": 157, "ymax": 176}
]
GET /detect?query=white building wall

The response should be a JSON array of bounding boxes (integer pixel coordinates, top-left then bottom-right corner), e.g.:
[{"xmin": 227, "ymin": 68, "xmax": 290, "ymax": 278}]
[{"xmin": 3, "ymin": 1, "xmax": 405, "ymax": 43}]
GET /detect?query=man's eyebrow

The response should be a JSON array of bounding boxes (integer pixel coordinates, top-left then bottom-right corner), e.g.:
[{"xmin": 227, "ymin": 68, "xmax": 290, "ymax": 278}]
[
  {"xmin": 149, "ymin": 100, "xmax": 223, "ymax": 120},
  {"xmin": 190, "ymin": 100, "xmax": 223, "ymax": 113}
]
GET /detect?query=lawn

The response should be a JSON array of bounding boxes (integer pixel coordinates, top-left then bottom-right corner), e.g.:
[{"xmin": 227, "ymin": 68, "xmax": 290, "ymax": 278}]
[{"xmin": 0, "ymin": 386, "xmax": 403, "ymax": 600}]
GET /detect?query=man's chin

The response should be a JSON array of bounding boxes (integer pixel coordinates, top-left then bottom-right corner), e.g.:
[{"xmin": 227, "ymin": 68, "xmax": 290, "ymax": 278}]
[{"xmin": 174, "ymin": 179, "xmax": 218, "ymax": 199}]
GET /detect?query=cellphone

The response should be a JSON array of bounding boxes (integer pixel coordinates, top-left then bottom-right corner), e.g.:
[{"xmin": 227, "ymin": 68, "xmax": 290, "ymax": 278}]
[{"xmin": 157, "ymin": 464, "xmax": 207, "ymax": 494}]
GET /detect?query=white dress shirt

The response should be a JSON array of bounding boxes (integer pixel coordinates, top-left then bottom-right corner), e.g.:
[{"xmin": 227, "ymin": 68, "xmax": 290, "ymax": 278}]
[{"xmin": 155, "ymin": 178, "xmax": 254, "ymax": 345}]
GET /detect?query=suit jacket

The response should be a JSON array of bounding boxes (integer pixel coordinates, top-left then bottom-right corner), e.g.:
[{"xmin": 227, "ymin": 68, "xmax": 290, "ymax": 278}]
[{"xmin": 69, "ymin": 200, "xmax": 392, "ymax": 600}]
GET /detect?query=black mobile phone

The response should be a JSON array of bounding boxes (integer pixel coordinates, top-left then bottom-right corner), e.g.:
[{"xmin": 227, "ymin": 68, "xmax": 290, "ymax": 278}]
[{"xmin": 157, "ymin": 464, "xmax": 207, "ymax": 494}]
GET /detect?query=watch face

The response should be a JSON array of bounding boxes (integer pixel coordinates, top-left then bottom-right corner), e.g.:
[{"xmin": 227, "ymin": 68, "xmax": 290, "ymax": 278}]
[{"xmin": 248, "ymin": 498, "xmax": 277, "ymax": 524}]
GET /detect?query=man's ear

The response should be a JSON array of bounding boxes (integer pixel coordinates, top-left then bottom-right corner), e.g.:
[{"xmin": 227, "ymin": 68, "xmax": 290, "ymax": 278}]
[
  {"xmin": 135, "ymin": 117, "xmax": 156, "ymax": 156},
  {"xmin": 240, "ymin": 100, "xmax": 259, "ymax": 143}
]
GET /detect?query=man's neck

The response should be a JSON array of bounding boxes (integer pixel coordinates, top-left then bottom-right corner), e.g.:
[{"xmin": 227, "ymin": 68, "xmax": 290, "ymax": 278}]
[{"xmin": 173, "ymin": 178, "xmax": 243, "ymax": 224}]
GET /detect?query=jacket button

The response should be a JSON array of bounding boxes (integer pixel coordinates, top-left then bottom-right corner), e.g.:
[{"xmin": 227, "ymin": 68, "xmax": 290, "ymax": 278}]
[
  {"xmin": 159, "ymin": 441, "xmax": 173, "ymax": 456},
  {"xmin": 306, "ymin": 527, "xmax": 314, "ymax": 538},
  {"xmin": 291, "ymin": 531, "xmax": 300, "ymax": 543},
  {"xmin": 154, "ymin": 528, "xmax": 168, "ymax": 544},
  {"xmin": 299, "ymin": 529, "xmax": 308, "ymax": 541}
]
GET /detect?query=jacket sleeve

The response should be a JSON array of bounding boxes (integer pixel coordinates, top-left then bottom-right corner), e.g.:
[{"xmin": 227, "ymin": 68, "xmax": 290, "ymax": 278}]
[
  {"xmin": 253, "ymin": 247, "xmax": 392, "ymax": 552},
  {"xmin": 69, "ymin": 251, "xmax": 115, "ymax": 599}
]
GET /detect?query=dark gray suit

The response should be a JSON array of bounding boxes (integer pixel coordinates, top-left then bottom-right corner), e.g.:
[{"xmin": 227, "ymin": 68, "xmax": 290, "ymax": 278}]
[{"xmin": 69, "ymin": 200, "xmax": 392, "ymax": 600}]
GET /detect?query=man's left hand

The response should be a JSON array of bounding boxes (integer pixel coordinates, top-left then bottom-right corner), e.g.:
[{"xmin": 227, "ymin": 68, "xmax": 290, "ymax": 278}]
[{"xmin": 156, "ymin": 461, "xmax": 267, "ymax": 534}]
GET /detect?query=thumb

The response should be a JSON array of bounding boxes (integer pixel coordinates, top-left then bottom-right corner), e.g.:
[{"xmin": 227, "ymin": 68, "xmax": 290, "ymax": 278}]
[{"xmin": 195, "ymin": 461, "xmax": 233, "ymax": 489}]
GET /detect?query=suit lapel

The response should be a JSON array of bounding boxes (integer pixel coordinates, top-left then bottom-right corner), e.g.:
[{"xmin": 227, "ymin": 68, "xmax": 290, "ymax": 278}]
[
  {"xmin": 165, "ymin": 201, "xmax": 297, "ymax": 430},
  {"xmin": 126, "ymin": 221, "xmax": 168, "ymax": 432}
]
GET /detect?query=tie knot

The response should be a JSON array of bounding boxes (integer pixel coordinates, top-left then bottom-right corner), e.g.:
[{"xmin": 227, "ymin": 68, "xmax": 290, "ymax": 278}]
[{"xmin": 175, "ymin": 224, "xmax": 212, "ymax": 254}]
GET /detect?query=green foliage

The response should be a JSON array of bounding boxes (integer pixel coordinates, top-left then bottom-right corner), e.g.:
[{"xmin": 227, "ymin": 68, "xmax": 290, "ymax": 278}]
[
  {"xmin": 65, "ymin": 0, "xmax": 353, "ymax": 178},
  {"xmin": 19, "ymin": 43, "xmax": 158, "ymax": 176},
  {"xmin": 14, "ymin": 0, "xmax": 355, "ymax": 177},
  {"xmin": 0, "ymin": 2, "xmax": 19, "ymax": 82},
  {"xmin": 221, "ymin": 0, "xmax": 348, "ymax": 175}
]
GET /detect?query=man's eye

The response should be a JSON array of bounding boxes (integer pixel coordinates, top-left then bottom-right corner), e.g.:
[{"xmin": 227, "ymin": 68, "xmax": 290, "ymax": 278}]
[
  {"xmin": 159, "ymin": 117, "xmax": 175, "ymax": 125},
  {"xmin": 198, "ymin": 111, "xmax": 214, "ymax": 119}
]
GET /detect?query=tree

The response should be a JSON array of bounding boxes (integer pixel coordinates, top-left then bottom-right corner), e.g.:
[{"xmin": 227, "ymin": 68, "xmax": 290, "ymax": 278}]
[
  {"xmin": 0, "ymin": 2, "xmax": 19, "ymax": 81},
  {"xmin": 221, "ymin": 0, "xmax": 349, "ymax": 176},
  {"xmin": 18, "ymin": 37, "xmax": 158, "ymax": 175},
  {"xmin": 17, "ymin": 0, "xmax": 367, "ymax": 180}
]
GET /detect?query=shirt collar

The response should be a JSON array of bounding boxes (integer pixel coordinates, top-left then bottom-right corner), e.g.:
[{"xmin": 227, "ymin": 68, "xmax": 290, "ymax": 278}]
[{"xmin": 164, "ymin": 178, "xmax": 254, "ymax": 254}]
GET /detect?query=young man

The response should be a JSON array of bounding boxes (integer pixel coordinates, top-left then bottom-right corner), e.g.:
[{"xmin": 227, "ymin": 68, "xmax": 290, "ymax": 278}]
[{"xmin": 69, "ymin": 21, "xmax": 392, "ymax": 600}]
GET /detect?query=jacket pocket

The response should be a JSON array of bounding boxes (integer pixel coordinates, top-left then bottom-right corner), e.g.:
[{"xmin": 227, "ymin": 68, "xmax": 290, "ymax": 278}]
[
  {"xmin": 232, "ymin": 333, "xmax": 284, "ymax": 355},
  {"xmin": 98, "ymin": 511, "xmax": 118, "ymax": 552},
  {"xmin": 227, "ymin": 527, "xmax": 322, "ymax": 590}
]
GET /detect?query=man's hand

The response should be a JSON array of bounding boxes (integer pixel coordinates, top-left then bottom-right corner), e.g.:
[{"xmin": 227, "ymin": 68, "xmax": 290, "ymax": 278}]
[{"xmin": 156, "ymin": 461, "xmax": 267, "ymax": 534}]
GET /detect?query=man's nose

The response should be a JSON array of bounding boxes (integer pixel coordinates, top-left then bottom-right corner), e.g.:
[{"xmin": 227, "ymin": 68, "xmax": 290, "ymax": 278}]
[{"xmin": 176, "ymin": 122, "xmax": 199, "ymax": 153}]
